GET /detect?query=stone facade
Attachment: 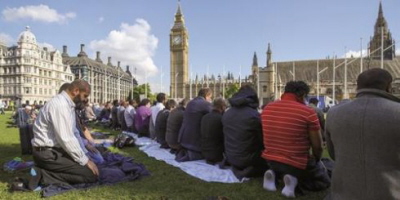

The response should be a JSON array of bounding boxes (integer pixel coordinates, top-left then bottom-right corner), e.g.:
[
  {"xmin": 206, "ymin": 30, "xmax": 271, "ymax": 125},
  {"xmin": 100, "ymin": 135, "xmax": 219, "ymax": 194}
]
[
  {"xmin": 62, "ymin": 44, "xmax": 135, "ymax": 104},
  {"xmin": 170, "ymin": 2, "xmax": 399, "ymax": 104},
  {"xmin": 0, "ymin": 27, "xmax": 74, "ymax": 106}
]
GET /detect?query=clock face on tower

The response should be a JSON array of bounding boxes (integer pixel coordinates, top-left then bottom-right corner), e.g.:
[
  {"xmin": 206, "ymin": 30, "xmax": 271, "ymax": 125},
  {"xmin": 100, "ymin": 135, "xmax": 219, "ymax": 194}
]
[{"xmin": 173, "ymin": 35, "xmax": 182, "ymax": 45}]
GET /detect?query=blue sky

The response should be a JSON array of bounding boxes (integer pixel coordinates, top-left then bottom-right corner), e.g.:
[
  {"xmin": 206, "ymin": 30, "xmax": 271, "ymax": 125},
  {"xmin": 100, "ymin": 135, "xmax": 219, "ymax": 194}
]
[{"xmin": 0, "ymin": 0, "xmax": 399, "ymax": 94}]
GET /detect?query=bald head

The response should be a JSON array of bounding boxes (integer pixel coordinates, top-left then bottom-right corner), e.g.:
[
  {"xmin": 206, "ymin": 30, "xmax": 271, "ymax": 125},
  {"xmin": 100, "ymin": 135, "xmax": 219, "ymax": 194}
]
[{"xmin": 357, "ymin": 68, "xmax": 392, "ymax": 92}]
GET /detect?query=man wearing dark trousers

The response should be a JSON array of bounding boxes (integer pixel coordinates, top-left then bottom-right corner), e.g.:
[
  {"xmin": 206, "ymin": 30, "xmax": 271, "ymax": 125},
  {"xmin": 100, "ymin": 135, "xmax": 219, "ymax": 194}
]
[{"xmin": 29, "ymin": 80, "xmax": 98, "ymax": 190}]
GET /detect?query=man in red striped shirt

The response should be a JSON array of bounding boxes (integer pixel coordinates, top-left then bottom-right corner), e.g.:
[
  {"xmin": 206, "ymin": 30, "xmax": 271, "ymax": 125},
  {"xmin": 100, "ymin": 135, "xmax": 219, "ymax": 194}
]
[{"xmin": 261, "ymin": 81, "xmax": 329, "ymax": 198}]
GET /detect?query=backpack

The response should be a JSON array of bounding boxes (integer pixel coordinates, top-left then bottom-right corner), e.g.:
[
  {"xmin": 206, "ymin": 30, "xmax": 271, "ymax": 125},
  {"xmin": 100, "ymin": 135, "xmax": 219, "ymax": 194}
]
[{"xmin": 114, "ymin": 134, "xmax": 136, "ymax": 149}]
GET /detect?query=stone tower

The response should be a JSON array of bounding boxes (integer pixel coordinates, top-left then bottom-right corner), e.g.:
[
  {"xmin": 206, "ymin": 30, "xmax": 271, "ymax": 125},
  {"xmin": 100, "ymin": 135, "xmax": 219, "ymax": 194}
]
[
  {"xmin": 369, "ymin": 1, "xmax": 396, "ymax": 60},
  {"xmin": 252, "ymin": 52, "xmax": 259, "ymax": 88},
  {"xmin": 170, "ymin": 2, "xmax": 189, "ymax": 98},
  {"xmin": 265, "ymin": 43, "xmax": 275, "ymax": 100}
]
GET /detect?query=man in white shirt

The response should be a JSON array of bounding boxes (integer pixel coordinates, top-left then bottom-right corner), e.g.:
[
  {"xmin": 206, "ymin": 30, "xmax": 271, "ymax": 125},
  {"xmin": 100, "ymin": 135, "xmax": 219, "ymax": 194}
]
[
  {"xmin": 149, "ymin": 93, "xmax": 166, "ymax": 139},
  {"xmin": 30, "ymin": 80, "xmax": 98, "ymax": 189},
  {"xmin": 124, "ymin": 100, "xmax": 137, "ymax": 133},
  {"xmin": 0, "ymin": 101, "xmax": 5, "ymax": 115}
]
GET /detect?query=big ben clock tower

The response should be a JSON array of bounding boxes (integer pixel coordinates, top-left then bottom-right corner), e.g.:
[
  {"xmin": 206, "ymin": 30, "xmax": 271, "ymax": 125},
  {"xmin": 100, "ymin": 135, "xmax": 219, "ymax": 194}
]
[{"xmin": 170, "ymin": 2, "xmax": 189, "ymax": 99}]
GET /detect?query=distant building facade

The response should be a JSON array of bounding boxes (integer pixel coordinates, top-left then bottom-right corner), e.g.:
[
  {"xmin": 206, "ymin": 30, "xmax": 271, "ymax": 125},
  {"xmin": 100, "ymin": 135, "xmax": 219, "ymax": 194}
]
[
  {"xmin": 62, "ymin": 44, "xmax": 136, "ymax": 104},
  {"xmin": 170, "ymin": 2, "xmax": 399, "ymax": 104},
  {"xmin": 0, "ymin": 27, "xmax": 74, "ymax": 105},
  {"xmin": 257, "ymin": 2, "xmax": 398, "ymax": 104}
]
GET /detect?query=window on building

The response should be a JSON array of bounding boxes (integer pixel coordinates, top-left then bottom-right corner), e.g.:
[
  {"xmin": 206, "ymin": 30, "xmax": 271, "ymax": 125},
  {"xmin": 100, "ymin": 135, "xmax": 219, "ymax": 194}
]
[
  {"xmin": 44, "ymin": 89, "xmax": 47, "ymax": 95},
  {"xmin": 263, "ymin": 85, "xmax": 267, "ymax": 92},
  {"xmin": 39, "ymin": 88, "xmax": 42, "ymax": 94}
]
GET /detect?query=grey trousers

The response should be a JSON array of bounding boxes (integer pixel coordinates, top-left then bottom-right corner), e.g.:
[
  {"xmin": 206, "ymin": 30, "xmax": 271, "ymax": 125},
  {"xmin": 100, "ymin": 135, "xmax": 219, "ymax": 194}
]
[{"xmin": 32, "ymin": 148, "xmax": 97, "ymax": 186}]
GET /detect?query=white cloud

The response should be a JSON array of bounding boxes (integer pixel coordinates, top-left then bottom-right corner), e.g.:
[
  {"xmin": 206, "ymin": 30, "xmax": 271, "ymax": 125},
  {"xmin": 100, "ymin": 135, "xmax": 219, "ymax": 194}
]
[
  {"xmin": 396, "ymin": 49, "xmax": 400, "ymax": 56},
  {"xmin": 38, "ymin": 42, "xmax": 55, "ymax": 51},
  {"xmin": 98, "ymin": 17, "xmax": 104, "ymax": 23},
  {"xmin": 0, "ymin": 33, "xmax": 14, "ymax": 45},
  {"xmin": 343, "ymin": 49, "xmax": 368, "ymax": 58},
  {"xmin": 2, "ymin": 4, "xmax": 76, "ymax": 23},
  {"xmin": 90, "ymin": 18, "xmax": 159, "ymax": 84}
]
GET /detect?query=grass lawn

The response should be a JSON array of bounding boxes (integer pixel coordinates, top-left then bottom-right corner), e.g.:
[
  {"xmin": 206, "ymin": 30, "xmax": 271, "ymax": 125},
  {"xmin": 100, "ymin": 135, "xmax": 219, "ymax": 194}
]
[{"xmin": 0, "ymin": 111, "xmax": 328, "ymax": 200}]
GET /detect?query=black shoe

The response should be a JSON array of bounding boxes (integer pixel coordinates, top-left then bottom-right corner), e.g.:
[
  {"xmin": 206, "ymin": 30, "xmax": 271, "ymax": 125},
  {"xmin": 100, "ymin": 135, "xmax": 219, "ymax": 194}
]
[{"xmin": 9, "ymin": 177, "xmax": 30, "ymax": 192}]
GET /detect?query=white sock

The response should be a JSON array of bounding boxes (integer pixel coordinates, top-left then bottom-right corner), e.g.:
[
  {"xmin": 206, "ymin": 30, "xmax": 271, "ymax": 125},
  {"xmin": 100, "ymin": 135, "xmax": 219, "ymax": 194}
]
[
  {"xmin": 282, "ymin": 174, "xmax": 298, "ymax": 198},
  {"xmin": 263, "ymin": 169, "xmax": 277, "ymax": 191}
]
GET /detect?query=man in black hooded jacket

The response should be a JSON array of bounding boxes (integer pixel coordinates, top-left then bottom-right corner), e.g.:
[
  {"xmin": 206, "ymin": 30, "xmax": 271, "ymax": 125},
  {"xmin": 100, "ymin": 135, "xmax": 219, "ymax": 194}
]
[{"xmin": 222, "ymin": 84, "xmax": 267, "ymax": 179}]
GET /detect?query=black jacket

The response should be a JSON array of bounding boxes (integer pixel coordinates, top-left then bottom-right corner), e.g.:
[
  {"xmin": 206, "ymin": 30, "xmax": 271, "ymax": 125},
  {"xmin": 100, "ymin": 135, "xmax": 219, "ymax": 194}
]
[
  {"xmin": 201, "ymin": 110, "xmax": 224, "ymax": 163},
  {"xmin": 222, "ymin": 87, "xmax": 263, "ymax": 168},
  {"xmin": 155, "ymin": 109, "xmax": 170, "ymax": 146}
]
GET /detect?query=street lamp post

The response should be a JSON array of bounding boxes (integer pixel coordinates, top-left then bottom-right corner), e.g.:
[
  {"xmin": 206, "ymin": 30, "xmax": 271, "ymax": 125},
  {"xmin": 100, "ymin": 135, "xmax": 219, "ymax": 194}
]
[
  {"xmin": 332, "ymin": 53, "xmax": 336, "ymax": 104},
  {"xmin": 239, "ymin": 65, "xmax": 242, "ymax": 88},
  {"xmin": 381, "ymin": 26, "xmax": 384, "ymax": 69},
  {"xmin": 222, "ymin": 65, "xmax": 225, "ymax": 99},
  {"xmin": 274, "ymin": 63, "xmax": 278, "ymax": 100},
  {"xmin": 190, "ymin": 72, "xmax": 193, "ymax": 99},
  {"xmin": 175, "ymin": 72, "xmax": 179, "ymax": 99},
  {"xmin": 160, "ymin": 66, "xmax": 164, "ymax": 93},
  {"xmin": 317, "ymin": 60, "xmax": 328, "ymax": 99},
  {"xmin": 344, "ymin": 47, "xmax": 348, "ymax": 99},
  {"xmin": 289, "ymin": 62, "xmax": 296, "ymax": 81}
]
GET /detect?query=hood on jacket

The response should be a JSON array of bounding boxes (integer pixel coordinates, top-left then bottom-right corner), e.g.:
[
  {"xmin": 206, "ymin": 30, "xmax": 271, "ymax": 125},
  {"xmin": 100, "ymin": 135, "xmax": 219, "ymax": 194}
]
[{"xmin": 228, "ymin": 86, "xmax": 259, "ymax": 109}]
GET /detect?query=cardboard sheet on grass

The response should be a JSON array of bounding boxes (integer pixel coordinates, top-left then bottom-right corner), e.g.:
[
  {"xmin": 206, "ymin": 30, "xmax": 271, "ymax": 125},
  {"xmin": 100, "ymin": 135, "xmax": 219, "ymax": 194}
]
[{"xmin": 123, "ymin": 132, "xmax": 243, "ymax": 183}]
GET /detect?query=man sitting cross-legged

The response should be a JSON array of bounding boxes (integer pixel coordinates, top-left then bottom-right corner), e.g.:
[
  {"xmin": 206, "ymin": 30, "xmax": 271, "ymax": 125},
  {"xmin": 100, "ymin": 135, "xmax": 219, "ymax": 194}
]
[
  {"xmin": 29, "ymin": 80, "xmax": 98, "ymax": 190},
  {"xmin": 166, "ymin": 98, "xmax": 188, "ymax": 153},
  {"xmin": 261, "ymin": 81, "xmax": 330, "ymax": 198},
  {"xmin": 222, "ymin": 85, "xmax": 267, "ymax": 179},
  {"xmin": 325, "ymin": 68, "xmax": 400, "ymax": 200},
  {"xmin": 155, "ymin": 99, "xmax": 177, "ymax": 148},
  {"xmin": 201, "ymin": 98, "xmax": 227, "ymax": 165},
  {"xmin": 176, "ymin": 88, "xmax": 212, "ymax": 162}
]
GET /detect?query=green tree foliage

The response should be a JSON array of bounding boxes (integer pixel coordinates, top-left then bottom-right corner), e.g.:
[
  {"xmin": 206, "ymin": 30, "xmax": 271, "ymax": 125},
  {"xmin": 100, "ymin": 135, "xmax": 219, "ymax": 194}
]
[
  {"xmin": 224, "ymin": 83, "xmax": 240, "ymax": 99},
  {"xmin": 128, "ymin": 83, "xmax": 155, "ymax": 103}
]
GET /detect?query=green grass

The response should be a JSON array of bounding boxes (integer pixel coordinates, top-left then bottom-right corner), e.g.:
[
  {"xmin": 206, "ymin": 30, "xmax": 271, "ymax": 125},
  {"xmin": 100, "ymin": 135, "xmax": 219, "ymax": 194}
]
[{"xmin": 0, "ymin": 112, "xmax": 327, "ymax": 200}]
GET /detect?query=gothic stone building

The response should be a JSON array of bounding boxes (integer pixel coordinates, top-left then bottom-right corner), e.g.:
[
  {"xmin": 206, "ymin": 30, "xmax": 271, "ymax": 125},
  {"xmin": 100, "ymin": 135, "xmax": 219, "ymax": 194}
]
[
  {"xmin": 256, "ymin": 2, "xmax": 398, "ymax": 104},
  {"xmin": 170, "ymin": 2, "xmax": 398, "ymax": 104}
]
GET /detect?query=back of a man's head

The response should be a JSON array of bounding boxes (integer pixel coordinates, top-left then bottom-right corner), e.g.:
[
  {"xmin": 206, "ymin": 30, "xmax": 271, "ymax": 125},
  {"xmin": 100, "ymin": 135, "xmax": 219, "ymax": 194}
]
[
  {"xmin": 165, "ymin": 99, "xmax": 177, "ymax": 110},
  {"xmin": 58, "ymin": 83, "xmax": 71, "ymax": 94},
  {"xmin": 156, "ymin": 93, "xmax": 166, "ymax": 103},
  {"xmin": 357, "ymin": 68, "xmax": 393, "ymax": 91},
  {"xmin": 213, "ymin": 98, "xmax": 227, "ymax": 112},
  {"xmin": 284, "ymin": 81, "xmax": 310, "ymax": 97},
  {"xmin": 68, "ymin": 79, "xmax": 90, "ymax": 93},
  {"xmin": 179, "ymin": 98, "xmax": 189, "ymax": 108},
  {"xmin": 198, "ymin": 88, "xmax": 212, "ymax": 98},
  {"xmin": 129, "ymin": 99, "xmax": 136, "ymax": 106}
]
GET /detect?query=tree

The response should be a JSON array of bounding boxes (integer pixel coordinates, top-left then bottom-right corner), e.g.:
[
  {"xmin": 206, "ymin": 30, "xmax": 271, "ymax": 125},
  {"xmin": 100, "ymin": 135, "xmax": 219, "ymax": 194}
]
[
  {"xmin": 129, "ymin": 83, "xmax": 155, "ymax": 103},
  {"xmin": 224, "ymin": 83, "xmax": 240, "ymax": 99}
]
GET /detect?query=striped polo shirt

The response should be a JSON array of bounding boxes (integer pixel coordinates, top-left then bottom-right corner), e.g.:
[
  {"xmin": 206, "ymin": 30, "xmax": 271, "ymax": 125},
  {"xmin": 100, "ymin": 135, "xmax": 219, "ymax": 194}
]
[{"xmin": 261, "ymin": 93, "xmax": 320, "ymax": 169}]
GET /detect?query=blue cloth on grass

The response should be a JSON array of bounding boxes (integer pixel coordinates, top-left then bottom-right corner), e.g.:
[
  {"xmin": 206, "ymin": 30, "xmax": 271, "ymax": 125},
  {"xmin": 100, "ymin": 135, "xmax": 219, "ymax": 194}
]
[{"xmin": 41, "ymin": 152, "xmax": 150, "ymax": 197}]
